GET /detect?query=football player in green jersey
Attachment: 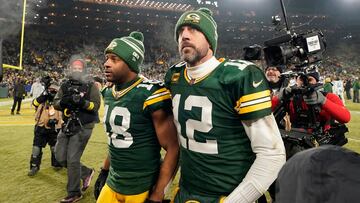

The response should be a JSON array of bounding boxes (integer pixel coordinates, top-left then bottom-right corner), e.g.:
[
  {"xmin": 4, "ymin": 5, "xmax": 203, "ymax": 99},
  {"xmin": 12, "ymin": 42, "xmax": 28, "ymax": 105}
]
[
  {"xmin": 96, "ymin": 31, "xmax": 179, "ymax": 203},
  {"xmin": 164, "ymin": 8, "xmax": 286, "ymax": 203}
]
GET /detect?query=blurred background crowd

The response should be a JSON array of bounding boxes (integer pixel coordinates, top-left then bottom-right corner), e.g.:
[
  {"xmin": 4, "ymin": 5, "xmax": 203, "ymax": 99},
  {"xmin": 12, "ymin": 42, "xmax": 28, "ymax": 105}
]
[{"xmin": 1, "ymin": 0, "xmax": 359, "ymax": 102}]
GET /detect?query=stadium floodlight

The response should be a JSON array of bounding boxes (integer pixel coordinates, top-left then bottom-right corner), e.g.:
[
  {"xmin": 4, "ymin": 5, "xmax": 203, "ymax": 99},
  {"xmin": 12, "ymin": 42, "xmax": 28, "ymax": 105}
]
[{"xmin": 2, "ymin": 0, "xmax": 27, "ymax": 70}]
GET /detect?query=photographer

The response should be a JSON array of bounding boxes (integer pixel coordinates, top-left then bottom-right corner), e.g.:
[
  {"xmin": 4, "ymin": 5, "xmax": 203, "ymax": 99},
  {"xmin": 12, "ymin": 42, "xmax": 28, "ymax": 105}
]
[
  {"xmin": 27, "ymin": 81, "xmax": 63, "ymax": 176},
  {"xmin": 53, "ymin": 57, "xmax": 101, "ymax": 203},
  {"xmin": 273, "ymin": 71, "xmax": 351, "ymax": 155},
  {"xmin": 265, "ymin": 65, "xmax": 288, "ymax": 96}
]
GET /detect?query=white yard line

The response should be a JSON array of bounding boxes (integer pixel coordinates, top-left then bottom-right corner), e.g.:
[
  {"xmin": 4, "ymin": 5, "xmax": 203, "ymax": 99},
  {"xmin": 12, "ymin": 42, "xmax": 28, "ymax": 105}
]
[{"xmin": 0, "ymin": 98, "xmax": 32, "ymax": 106}]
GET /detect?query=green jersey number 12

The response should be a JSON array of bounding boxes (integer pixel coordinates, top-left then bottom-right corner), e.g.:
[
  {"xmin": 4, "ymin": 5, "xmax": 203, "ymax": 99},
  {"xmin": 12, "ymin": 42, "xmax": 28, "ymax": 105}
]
[{"xmin": 173, "ymin": 94, "xmax": 218, "ymax": 154}]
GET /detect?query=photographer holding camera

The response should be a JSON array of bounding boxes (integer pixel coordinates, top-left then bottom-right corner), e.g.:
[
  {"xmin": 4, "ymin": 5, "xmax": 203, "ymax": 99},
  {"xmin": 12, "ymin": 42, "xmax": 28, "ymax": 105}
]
[
  {"xmin": 27, "ymin": 78, "xmax": 63, "ymax": 176},
  {"xmin": 53, "ymin": 56, "xmax": 101, "ymax": 203},
  {"xmin": 273, "ymin": 70, "xmax": 351, "ymax": 155}
]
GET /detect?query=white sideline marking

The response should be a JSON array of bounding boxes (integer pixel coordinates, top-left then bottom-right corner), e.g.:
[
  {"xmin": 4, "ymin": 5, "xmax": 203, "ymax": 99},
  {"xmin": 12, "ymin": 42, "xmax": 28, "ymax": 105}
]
[{"xmin": 0, "ymin": 123, "xmax": 33, "ymax": 126}]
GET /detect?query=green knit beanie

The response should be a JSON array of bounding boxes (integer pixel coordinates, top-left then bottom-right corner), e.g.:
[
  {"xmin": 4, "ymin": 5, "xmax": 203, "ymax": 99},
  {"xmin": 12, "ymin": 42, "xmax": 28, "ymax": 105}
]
[
  {"xmin": 175, "ymin": 7, "xmax": 218, "ymax": 54},
  {"xmin": 104, "ymin": 31, "xmax": 145, "ymax": 73}
]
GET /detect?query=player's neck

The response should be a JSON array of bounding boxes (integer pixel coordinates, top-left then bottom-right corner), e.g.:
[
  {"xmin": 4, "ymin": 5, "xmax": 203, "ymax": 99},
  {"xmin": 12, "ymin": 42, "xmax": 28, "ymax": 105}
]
[
  {"xmin": 115, "ymin": 74, "xmax": 139, "ymax": 90},
  {"xmin": 186, "ymin": 56, "xmax": 220, "ymax": 79}
]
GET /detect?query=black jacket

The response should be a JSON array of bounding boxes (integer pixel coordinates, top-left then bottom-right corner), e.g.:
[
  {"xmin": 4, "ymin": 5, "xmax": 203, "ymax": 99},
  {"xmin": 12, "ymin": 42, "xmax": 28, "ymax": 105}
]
[{"xmin": 53, "ymin": 78, "xmax": 100, "ymax": 127}]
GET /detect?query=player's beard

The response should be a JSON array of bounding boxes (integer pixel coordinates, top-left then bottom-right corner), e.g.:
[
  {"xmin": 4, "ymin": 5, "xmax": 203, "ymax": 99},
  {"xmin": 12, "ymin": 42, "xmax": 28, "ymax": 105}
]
[{"xmin": 180, "ymin": 46, "xmax": 206, "ymax": 66}]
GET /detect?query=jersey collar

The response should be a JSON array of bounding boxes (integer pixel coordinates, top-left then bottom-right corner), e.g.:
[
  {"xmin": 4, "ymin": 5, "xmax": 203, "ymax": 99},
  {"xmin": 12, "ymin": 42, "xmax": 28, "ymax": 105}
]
[
  {"xmin": 112, "ymin": 77, "xmax": 143, "ymax": 99},
  {"xmin": 184, "ymin": 56, "xmax": 221, "ymax": 85}
]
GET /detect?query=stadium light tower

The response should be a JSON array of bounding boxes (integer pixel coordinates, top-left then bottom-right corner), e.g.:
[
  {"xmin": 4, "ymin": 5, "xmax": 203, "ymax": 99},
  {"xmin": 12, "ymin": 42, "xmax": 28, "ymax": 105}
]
[
  {"xmin": 0, "ymin": 38, "xmax": 2, "ymax": 82},
  {"xmin": 2, "ymin": 0, "xmax": 27, "ymax": 70}
]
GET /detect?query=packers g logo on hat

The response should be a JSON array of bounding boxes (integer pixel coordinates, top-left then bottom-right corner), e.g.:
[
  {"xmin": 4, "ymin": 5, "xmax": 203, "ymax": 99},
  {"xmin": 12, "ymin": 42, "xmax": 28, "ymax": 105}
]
[
  {"xmin": 184, "ymin": 13, "xmax": 201, "ymax": 23},
  {"xmin": 106, "ymin": 41, "xmax": 117, "ymax": 50}
]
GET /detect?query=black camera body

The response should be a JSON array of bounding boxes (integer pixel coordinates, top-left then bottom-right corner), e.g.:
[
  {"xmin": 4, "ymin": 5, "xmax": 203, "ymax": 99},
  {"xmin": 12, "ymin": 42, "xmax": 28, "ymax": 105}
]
[
  {"xmin": 62, "ymin": 79, "xmax": 84, "ymax": 136},
  {"xmin": 263, "ymin": 30, "xmax": 326, "ymax": 67},
  {"xmin": 41, "ymin": 76, "xmax": 52, "ymax": 89},
  {"xmin": 47, "ymin": 118, "xmax": 58, "ymax": 130},
  {"xmin": 243, "ymin": 44, "xmax": 262, "ymax": 61}
]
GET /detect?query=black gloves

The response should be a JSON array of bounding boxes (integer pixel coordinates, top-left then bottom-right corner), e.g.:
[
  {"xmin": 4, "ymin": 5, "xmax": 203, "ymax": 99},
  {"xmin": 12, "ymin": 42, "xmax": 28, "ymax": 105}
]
[
  {"xmin": 60, "ymin": 94, "xmax": 85, "ymax": 109},
  {"xmin": 94, "ymin": 168, "xmax": 109, "ymax": 200},
  {"xmin": 60, "ymin": 95, "xmax": 74, "ymax": 109},
  {"xmin": 71, "ymin": 94, "xmax": 86, "ymax": 107},
  {"xmin": 35, "ymin": 94, "xmax": 48, "ymax": 104},
  {"xmin": 303, "ymin": 90, "xmax": 326, "ymax": 105}
]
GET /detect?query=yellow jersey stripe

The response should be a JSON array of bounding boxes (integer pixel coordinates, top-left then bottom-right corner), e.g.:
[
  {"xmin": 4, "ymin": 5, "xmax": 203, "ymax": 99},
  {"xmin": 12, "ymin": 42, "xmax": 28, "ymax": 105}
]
[
  {"xmin": 237, "ymin": 101, "xmax": 271, "ymax": 114},
  {"xmin": 86, "ymin": 102, "xmax": 94, "ymax": 111},
  {"xmin": 152, "ymin": 87, "xmax": 168, "ymax": 95},
  {"xmin": 240, "ymin": 97, "xmax": 270, "ymax": 108},
  {"xmin": 146, "ymin": 90, "xmax": 171, "ymax": 101},
  {"xmin": 33, "ymin": 99, "xmax": 40, "ymax": 107},
  {"xmin": 143, "ymin": 94, "xmax": 171, "ymax": 109},
  {"xmin": 239, "ymin": 90, "xmax": 270, "ymax": 103}
]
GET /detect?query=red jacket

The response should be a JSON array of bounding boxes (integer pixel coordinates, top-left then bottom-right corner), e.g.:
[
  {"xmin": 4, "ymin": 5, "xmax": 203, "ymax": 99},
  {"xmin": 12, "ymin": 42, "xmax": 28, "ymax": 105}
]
[{"xmin": 272, "ymin": 92, "xmax": 350, "ymax": 131}]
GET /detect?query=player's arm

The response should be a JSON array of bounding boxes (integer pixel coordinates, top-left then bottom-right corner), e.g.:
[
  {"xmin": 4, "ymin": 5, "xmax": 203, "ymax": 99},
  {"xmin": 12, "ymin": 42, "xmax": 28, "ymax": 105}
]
[
  {"xmin": 224, "ymin": 116, "xmax": 286, "ymax": 203},
  {"xmin": 101, "ymin": 155, "xmax": 110, "ymax": 170},
  {"xmin": 224, "ymin": 115, "xmax": 286, "ymax": 203},
  {"xmin": 148, "ymin": 109, "xmax": 179, "ymax": 202},
  {"xmin": 224, "ymin": 63, "xmax": 286, "ymax": 203},
  {"xmin": 94, "ymin": 155, "xmax": 110, "ymax": 200}
]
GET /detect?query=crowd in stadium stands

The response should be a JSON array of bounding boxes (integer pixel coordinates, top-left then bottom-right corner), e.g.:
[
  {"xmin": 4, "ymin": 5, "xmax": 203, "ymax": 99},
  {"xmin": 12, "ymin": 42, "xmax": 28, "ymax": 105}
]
[{"xmin": 1, "ymin": 30, "xmax": 360, "ymax": 102}]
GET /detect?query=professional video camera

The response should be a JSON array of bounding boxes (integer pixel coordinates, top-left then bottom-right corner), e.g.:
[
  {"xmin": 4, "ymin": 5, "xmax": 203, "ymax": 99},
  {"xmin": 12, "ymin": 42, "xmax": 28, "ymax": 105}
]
[
  {"xmin": 40, "ymin": 76, "xmax": 58, "ymax": 102},
  {"xmin": 262, "ymin": 0, "xmax": 326, "ymax": 68},
  {"xmin": 263, "ymin": 30, "xmax": 326, "ymax": 67},
  {"xmin": 41, "ymin": 76, "xmax": 52, "ymax": 89},
  {"xmin": 268, "ymin": 0, "xmax": 347, "ymax": 155},
  {"xmin": 243, "ymin": 44, "xmax": 262, "ymax": 61},
  {"xmin": 62, "ymin": 79, "xmax": 83, "ymax": 137}
]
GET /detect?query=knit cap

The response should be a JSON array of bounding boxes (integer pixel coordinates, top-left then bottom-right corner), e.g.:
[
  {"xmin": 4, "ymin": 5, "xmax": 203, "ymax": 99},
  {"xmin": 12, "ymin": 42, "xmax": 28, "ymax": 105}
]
[
  {"xmin": 105, "ymin": 31, "xmax": 145, "ymax": 73},
  {"xmin": 175, "ymin": 8, "xmax": 218, "ymax": 54}
]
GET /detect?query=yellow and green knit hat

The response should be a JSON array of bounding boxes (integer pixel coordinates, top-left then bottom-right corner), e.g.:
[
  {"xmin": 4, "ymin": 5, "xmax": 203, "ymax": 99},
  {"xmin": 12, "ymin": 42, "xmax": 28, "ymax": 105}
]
[
  {"xmin": 175, "ymin": 7, "xmax": 218, "ymax": 54},
  {"xmin": 104, "ymin": 31, "xmax": 145, "ymax": 73}
]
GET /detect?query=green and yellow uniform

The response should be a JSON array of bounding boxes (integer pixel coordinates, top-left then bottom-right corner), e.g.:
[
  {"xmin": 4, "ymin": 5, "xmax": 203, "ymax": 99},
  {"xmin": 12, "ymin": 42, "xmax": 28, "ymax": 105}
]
[
  {"xmin": 165, "ymin": 59, "xmax": 272, "ymax": 200},
  {"xmin": 102, "ymin": 76, "xmax": 172, "ymax": 195}
]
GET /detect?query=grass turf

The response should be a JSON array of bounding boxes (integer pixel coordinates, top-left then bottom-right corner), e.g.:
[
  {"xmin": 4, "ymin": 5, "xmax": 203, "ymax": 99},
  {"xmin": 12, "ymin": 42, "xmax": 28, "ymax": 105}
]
[{"xmin": 0, "ymin": 98, "xmax": 359, "ymax": 202}]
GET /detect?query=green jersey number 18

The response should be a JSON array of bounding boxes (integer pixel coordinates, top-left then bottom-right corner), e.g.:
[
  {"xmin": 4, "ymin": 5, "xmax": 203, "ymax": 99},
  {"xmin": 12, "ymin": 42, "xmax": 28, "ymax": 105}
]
[{"xmin": 104, "ymin": 105, "xmax": 133, "ymax": 148}]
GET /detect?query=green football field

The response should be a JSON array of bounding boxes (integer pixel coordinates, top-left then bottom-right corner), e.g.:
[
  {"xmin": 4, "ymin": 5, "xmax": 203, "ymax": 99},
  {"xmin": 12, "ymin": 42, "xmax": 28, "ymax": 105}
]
[{"xmin": 0, "ymin": 98, "xmax": 359, "ymax": 203}]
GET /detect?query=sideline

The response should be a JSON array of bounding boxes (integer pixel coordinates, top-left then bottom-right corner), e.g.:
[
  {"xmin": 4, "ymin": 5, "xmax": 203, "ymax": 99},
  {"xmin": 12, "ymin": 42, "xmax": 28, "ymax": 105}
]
[{"xmin": 0, "ymin": 98, "xmax": 32, "ymax": 106}]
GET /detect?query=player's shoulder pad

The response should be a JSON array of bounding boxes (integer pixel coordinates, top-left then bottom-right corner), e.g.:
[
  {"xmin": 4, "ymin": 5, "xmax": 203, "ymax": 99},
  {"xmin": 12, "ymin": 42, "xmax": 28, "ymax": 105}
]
[
  {"xmin": 165, "ymin": 61, "xmax": 186, "ymax": 83},
  {"xmin": 137, "ymin": 75, "xmax": 165, "ymax": 93},
  {"xmin": 219, "ymin": 59, "xmax": 262, "ymax": 85},
  {"xmin": 169, "ymin": 61, "xmax": 186, "ymax": 73}
]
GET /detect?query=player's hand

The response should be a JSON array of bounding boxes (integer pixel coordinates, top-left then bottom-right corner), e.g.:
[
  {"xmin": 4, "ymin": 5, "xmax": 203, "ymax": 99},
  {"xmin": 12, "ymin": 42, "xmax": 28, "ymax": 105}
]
[
  {"xmin": 303, "ymin": 90, "xmax": 326, "ymax": 105},
  {"xmin": 94, "ymin": 168, "xmax": 109, "ymax": 200}
]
